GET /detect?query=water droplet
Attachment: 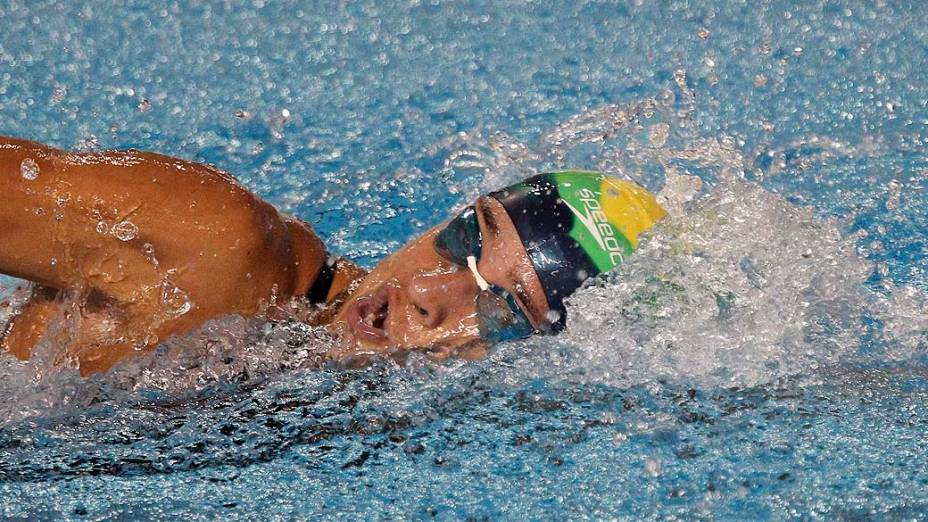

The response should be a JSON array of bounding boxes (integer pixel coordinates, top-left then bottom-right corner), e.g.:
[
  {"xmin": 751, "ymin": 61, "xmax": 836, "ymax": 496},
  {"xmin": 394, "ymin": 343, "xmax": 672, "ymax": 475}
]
[
  {"xmin": 645, "ymin": 457, "xmax": 662, "ymax": 477},
  {"xmin": 50, "ymin": 86, "xmax": 67, "ymax": 105},
  {"xmin": 132, "ymin": 334, "xmax": 158, "ymax": 352},
  {"xmin": 648, "ymin": 123, "xmax": 670, "ymax": 147},
  {"xmin": 269, "ymin": 283, "xmax": 280, "ymax": 306},
  {"xmin": 886, "ymin": 179, "xmax": 902, "ymax": 211},
  {"xmin": 134, "ymin": 333, "xmax": 159, "ymax": 351},
  {"xmin": 111, "ymin": 220, "xmax": 138, "ymax": 241},
  {"xmin": 77, "ymin": 135, "xmax": 98, "ymax": 151},
  {"xmin": 96, "ymin": 221, "xmax": 109, "ymax": 235},
  {"xmin": 545, "ymin": 310, "xmax": 562, "ymax": 325},
  {"xmin": 20, "ymin": 158, "xmax": 39, "ymax": 180},
  {"xmin": 138, "ymin": 98, "xmax": 151, "ymax": 112},
  {"xmin": 161, "ymin": 282, "xmax": 192, "ymax": 318}
]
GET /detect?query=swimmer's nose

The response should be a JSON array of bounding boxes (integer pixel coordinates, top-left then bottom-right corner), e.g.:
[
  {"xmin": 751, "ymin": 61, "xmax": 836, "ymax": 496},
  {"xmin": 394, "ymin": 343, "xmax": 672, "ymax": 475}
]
[{"xmin": 408, "ymin": 270, "xmax": 477, "ymax": 329}]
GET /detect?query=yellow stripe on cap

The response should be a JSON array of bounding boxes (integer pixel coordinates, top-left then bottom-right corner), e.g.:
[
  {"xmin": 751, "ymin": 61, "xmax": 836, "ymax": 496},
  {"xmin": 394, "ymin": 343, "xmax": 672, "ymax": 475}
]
[{"xmin": 599, "ymin": 177, "xmax": 667, "ymax": 248}]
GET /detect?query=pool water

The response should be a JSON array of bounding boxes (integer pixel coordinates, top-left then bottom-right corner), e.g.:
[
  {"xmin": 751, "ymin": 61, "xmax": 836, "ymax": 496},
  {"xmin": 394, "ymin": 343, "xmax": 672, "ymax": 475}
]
[{"xmin": 1, "ymin": 0, "xmax": 927, "ymax": 519}]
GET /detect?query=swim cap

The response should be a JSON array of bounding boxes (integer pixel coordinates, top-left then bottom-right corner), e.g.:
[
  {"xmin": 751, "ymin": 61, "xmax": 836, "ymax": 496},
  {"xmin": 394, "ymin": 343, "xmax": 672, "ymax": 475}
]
[{"xmin": 489, "ymin": 171, "xmax": 666, "ymax": 330}]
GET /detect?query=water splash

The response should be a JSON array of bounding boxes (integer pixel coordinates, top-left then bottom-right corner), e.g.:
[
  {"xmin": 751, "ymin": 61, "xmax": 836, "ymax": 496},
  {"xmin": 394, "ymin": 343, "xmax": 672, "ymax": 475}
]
[
  {"xmin": 2, "ymin": 99, "xmax": 925, "ymax": 415},
  {"xmin": 563, "ymin": 179, "xmax": 874, "ymax": 388}
]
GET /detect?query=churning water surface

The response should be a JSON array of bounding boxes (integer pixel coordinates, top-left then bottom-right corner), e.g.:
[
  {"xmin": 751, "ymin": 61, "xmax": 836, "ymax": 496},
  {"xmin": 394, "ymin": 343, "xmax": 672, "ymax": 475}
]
[{"xmin": 1, "ymin": 0, "xmax": 927, "ymax": 519}]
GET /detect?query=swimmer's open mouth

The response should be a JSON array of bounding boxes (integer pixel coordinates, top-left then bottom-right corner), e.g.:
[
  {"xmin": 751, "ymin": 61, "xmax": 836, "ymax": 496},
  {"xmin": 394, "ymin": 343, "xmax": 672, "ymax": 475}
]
[{"xmin": 346, "ymin": 284, "xmax": 392, "ymax": 343}]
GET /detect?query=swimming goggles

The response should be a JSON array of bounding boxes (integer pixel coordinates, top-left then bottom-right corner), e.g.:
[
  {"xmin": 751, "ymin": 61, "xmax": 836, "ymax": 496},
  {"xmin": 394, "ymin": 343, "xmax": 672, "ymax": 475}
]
[{"xmin": 433, "ymin": 206, "xmax": 537, "ymax": 343}]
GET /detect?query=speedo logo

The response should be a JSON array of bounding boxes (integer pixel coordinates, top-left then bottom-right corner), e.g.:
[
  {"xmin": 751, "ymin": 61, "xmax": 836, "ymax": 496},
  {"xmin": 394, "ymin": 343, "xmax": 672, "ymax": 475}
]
[{"xmin": 560, "ymin": 188, "xmax": 625, "ymax": 265}]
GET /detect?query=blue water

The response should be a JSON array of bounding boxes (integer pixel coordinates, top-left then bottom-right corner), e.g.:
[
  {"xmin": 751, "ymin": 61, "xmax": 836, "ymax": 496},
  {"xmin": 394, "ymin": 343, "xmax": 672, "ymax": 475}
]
[{"xmin": 1, "ymin": 0, "xmax": 927, "ymax": 519}]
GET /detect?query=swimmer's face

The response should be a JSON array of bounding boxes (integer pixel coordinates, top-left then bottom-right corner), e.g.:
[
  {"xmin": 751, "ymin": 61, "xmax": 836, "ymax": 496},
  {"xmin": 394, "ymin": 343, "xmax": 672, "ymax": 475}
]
[{"xmin": 330, "ymin": 196, "xmax": 551, "ymax": 360}]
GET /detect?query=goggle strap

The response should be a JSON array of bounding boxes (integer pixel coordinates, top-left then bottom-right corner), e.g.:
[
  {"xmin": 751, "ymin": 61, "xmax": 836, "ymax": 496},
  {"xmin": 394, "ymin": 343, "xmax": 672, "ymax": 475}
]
[{"xmin": 466, "ymin": 255, "xmax": 490, "ymax": 291}]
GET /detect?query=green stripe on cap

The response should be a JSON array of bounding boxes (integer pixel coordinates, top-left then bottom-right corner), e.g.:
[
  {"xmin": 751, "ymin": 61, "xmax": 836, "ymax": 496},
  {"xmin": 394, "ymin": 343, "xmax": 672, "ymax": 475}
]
[{"xmin": 548, "ymin": 171, "xmax": 635, "ymax": 272}]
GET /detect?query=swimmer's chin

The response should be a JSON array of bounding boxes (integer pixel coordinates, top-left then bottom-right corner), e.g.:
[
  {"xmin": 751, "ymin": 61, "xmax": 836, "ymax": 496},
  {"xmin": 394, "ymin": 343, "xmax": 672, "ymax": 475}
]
[{"xmin": 324, "ymin": 338, "xmax": 490, "ymax": 370}]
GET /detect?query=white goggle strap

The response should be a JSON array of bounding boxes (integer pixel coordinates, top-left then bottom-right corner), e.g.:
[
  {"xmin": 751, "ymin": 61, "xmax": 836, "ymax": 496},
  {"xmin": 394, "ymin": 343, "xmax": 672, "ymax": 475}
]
[{"xmin": 466, "ymin": 255, "xmax": 489, "ymax": 292}]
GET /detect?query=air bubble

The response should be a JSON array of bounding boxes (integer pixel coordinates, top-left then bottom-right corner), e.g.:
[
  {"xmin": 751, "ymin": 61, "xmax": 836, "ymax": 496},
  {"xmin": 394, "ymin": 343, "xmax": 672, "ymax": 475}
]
[
  {"xmin": 20, "ymin": 158, "xmax": 39, "ymax": 180},
  {"xmin": 138, "ymin": 98, "xmax": 151, "ymax": 112}
]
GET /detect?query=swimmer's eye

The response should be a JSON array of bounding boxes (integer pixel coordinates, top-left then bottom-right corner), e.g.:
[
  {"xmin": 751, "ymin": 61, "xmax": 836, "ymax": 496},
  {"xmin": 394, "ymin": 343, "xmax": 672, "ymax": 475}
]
[{"xmin": 415, "ymin": 305, "xmax": 428, "ymax": 316}]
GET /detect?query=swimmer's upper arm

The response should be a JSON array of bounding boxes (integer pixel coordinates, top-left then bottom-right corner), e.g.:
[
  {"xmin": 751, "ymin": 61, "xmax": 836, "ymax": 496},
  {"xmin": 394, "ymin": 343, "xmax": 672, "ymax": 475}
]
[
  {"xmin": 0, "ymin": 136, "xmax": 330, "ymax": 374},
  {"xmin": 0, "ymin": 136, "xmax": 302, "ymax": 310}
]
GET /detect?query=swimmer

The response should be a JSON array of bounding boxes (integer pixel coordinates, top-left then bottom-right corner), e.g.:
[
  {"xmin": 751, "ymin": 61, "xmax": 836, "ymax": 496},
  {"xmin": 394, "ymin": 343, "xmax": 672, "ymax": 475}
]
[{"xmin": 0, "ymin": 136, "xmax": 666, "ymax": 375}]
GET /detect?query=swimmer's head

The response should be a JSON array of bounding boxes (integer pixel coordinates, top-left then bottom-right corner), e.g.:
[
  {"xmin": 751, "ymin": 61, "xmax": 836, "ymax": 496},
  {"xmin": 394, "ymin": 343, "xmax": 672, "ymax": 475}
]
[
  {"xmin": 484, "ymin": 171, "xmax": 667, "ymax": 330},
  {"xmin": 329, "ymin": 171, "xmax": 666, "ymax": 359}
]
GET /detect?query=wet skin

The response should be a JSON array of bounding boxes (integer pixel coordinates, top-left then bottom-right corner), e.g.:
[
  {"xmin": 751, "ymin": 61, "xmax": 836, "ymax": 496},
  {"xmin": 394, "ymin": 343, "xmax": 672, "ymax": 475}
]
[{"xmin": 0, "ymin": 136, "xmax": 548, "ymax": 374}]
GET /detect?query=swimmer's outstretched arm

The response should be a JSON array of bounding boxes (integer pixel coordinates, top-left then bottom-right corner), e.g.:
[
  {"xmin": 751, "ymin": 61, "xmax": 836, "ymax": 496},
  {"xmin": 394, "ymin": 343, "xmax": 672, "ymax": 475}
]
[{"xmin": 0, "ymin": 136, "xmax": 327, "ymax": 373}]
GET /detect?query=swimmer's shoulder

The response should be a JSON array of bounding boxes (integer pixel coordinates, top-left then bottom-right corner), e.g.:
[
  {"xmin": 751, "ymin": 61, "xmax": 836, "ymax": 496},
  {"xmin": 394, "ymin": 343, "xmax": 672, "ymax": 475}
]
[{"xmin": 1, "ymin": 135, "xmax": 257, "ymax": 205}]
